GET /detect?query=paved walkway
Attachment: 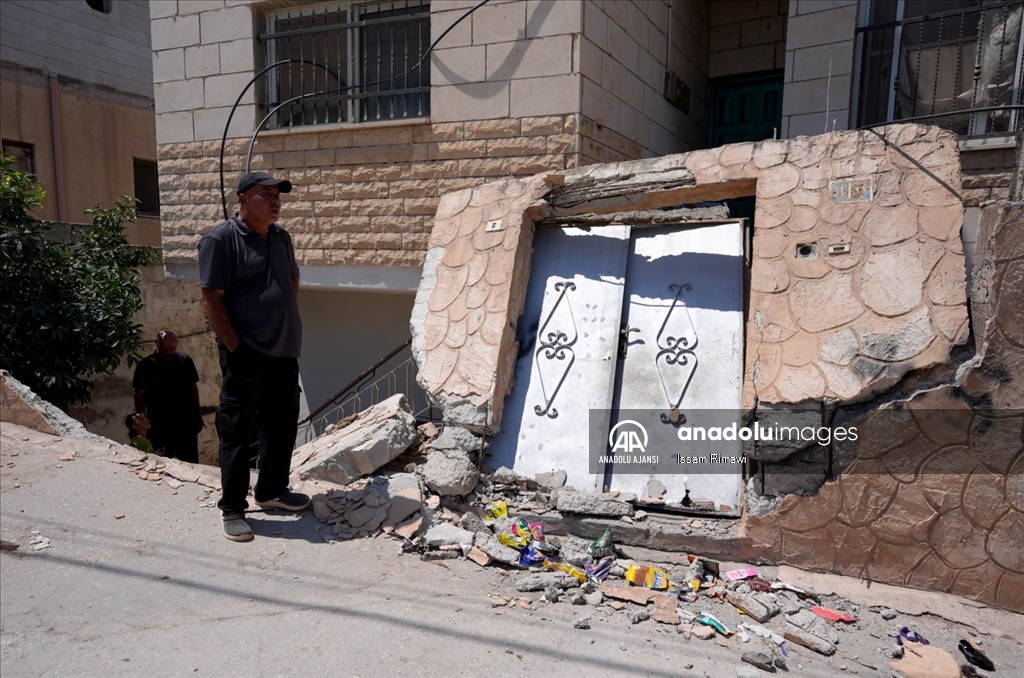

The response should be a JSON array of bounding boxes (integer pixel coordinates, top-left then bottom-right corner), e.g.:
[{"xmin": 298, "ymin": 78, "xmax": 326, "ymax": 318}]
[{"xmin": 2, "ymin": 423, "xmax": 1022, "ymax": 677}]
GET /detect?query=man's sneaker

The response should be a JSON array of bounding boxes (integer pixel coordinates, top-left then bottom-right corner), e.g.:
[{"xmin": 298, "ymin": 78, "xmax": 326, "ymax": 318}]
[
  {"xmin": 222, "ymin": 514, "xmax": 253, "ymax": 542},
  {"xmin": 255, "ymin": 491, "xmax": 310, "ymax": 511}
]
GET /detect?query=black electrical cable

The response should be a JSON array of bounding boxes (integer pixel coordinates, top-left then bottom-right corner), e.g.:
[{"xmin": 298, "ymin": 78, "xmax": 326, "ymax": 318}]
[{"xmin": 218, "ymin": 0, "xmax": 492, "ymax": 219}]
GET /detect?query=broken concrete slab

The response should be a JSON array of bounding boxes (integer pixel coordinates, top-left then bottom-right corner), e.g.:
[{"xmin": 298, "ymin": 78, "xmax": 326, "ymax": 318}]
[
  {"xmin": 467, "ymin": 546, "xmax": 491, "ymax": 566},
  {"xmin": 515, "ymin": 572, "xmax": 578, "ymax": 592},
  {"xmin": 422, "ymin": 448, "xmax": 478, "ymax": 496},
  {"xmin": 474, "ymin": 532, "xmax": 521, "ymax": 565},
  {"xmin": 727, "ymin": 591, "xmax": 775, "ymax": 623},
  {"xmin": 535, "ymin": 469, "xmax": 566, "ymax": 489},
  {"xmin": 293, "ymin": 394, "xmax": 419, "ymax": 486},
  {"xmin": 382, "ymin": 486, "xmax": 422, "ymax": 532},
  {"xmin": 490, "ymin": 466, "xmax": 520, "ymax": 484},
  {"xmin": 424, "ymin": 523, "xmax": 474, "ymax": 547},
  {"xmin": 783, "ymin": 628, "xmax": 835, "ymax": 656},
  {"xmin": 556, "ymin": 490, "xmax": 634, "ymax": 517},
  {"xmin": 393, "ymin": 514, "xmax": 423, "ymax": 539}
]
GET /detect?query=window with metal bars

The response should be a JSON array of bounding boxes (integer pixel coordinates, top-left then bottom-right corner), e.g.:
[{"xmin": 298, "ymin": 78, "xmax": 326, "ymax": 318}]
[
  {"xmin": 854, "ymin": 0, "xmax": 1023, "ymax": 137},
  {"xmin": 259, "ymin": 0, "xmax": 430, "ymax": 129}
]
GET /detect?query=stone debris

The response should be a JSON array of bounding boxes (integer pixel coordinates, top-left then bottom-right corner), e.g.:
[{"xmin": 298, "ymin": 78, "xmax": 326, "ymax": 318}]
[
  {"xmin": 783, "ymin": 627, "xmax": 835, "ymax": 656},
  {"xmin": 29, "ymin": 533, "xmax": 50, "ymax": 550},
  {"xmin": 422, "ymin": 448, "xmax": 477, "ymax": 496},
  {"xmin": 740, "ymin": 651, "xmax": 775, "ymax": 671},
  {"xmin": 292, "ymin": 394, "xmax": 419, "ymax": 486},
  {"xmin": 726, "ymin": 591, "xmax": 775, "ymax": 623},
  {"xmin": 423, "ymin": 522, "xmax": 474, "ymax": 547},
  {"xmin": 515, "ymin": 572, "xmax": 578, "ymax": 592},
  {"xmin": 880, "ymin": 608, "xmax": 898, "ymax": 620},
  {"xmin": 573, "ymin": 616, "xmax": 591, "ymax": 630},
  {"xmin": 555, "ymin": 489, "xmax": 634, "ymax": 517},
  {"xmin": 535, "ymin": 469, "xmax": 566, "ymax": 489}
]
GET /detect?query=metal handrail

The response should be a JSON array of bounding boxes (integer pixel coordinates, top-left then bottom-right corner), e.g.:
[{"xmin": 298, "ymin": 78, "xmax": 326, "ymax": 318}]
[
  {"xmin": 300, "ymin": 337, "xmax": 413, "ymax": 424},
  {"xmin": 297, "ymin": 352, "xmax": 440, "ymax": 444}
]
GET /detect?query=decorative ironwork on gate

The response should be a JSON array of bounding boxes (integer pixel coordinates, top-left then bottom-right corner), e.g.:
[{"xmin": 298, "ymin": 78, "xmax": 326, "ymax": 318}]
[
  {"xmin": 534, "ymin": 280, "xmax": 577, "ymax": 418},
  {"xmin": 655, "ymin": 283, "xmax": 699, "ymax": 425}
]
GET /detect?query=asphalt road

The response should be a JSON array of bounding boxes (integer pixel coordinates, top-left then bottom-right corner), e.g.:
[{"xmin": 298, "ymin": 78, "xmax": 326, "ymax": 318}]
[{"xmin": 2, "ymin": 423, "xmax": 1022, "ymax": 678}]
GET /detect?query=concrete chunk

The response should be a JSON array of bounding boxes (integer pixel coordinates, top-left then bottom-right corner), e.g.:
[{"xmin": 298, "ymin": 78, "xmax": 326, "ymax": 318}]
[
  {"xmin": 293, "ymin": 394, "xmax": 419, "ymax": 485},
  {"xmin": 424, "ymin": 523, "xmax": 474, "ymax": 547},
  {"xmin": 726, "ymin": 591, "xmax": 774, "ymax": 623},
  {"xmin": 515, "ymin": 572, "xmax": 578, "ymax": 592},
  {"xmin": 474, "ymin": 532, "xmax": 521, "ymax": 565},
  {"xmin": 556, "ymin": 490, "xmax": 634, "ymax": 517},
  {"xmin": 783, "ymin": 628, "xmax": 835, "ymax": 656}
]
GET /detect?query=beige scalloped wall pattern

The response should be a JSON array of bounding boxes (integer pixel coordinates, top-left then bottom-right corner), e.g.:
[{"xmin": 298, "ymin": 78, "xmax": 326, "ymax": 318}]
[{"xmin": 414, "ymin": 124, "xmax": 969, "ymax": 430}]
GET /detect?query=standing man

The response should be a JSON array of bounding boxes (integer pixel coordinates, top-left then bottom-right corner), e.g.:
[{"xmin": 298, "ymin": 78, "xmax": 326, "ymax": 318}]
[
  {"xmin": 199, "ymin": 171, "xmax": 309, "ymax": 542},
  {"xmin": 132, "ymin": 329, "xmax": 203, "ymax": 463}
]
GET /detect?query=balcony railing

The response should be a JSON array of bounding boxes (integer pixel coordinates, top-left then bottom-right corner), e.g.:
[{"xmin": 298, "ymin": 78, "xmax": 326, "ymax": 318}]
[{"xmin": 855, "ymin": 1, "xmax": 1023, "ymax": 137}]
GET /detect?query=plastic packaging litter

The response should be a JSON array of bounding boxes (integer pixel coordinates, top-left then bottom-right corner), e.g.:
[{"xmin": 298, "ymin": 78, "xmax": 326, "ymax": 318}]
[
  {"xmin": 748, "ymin": 577, "xmax": 773, "ymax": 593},
  {"xmin": 681, "ymin": 591, "xmax": 699, "ymax": 603},
  {"xmin": 958, "ymin": 640, "xmax": 995, "ymax": 671},
  {"xmin": 518, "ymin": 545, "xmax": 545, "ymax": 567},
  {"xmin": 687, "ymin": 555, "xmax": 720, "ymax": 577},
  {"xmin": 896, "ymin": 627, "xmax": 930, "ymax": 646},
  {"xmin": 589, "ymin": 528, "xmax": 614, "ymax": 559},
  {"xmin": 545, "ymin": 559, "xmax": 588, "ymax": 584},
  {"xmin": 484, "ymin": 501, "xmax": 508, "ymax": 522},
  {"xmin": 511, "ymin": 518, "xmax": 533, "ymax": 540},
  {"xmin": 812, "ymin": 606, "xmax": 856, "ymax": 623},
  {"xmin": 725, "ymin": 567, "xmax": 758, "ymax": 581},
  {"xmin": 684, "ymin": 559, "xmax": 704, "ymax": 592},
  {"xmin": 694, "ymin": 611, "xmax": 731, "ymax": 636},
  {"xmin": 499, "ymin": 532, "xmax": 529, "ymax": 549},
  {"xmin": 586, "ymin": 555, "xmax": 613, "ymax": 581},
  {"xmin": 625, "ymin": 563, "xmax": 670, "ymax": 590}
]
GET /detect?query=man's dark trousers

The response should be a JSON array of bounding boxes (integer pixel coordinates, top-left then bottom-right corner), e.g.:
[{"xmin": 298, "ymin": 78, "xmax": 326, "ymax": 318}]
[{"xmin": 216, "ymin": 341, "xmax": 299, "ymax": 515}]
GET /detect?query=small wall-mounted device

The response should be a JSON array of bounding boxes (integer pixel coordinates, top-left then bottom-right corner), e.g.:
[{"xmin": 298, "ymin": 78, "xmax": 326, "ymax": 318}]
[
  {"xmin": 827, "ymin": 243, "xmax": 852, "ymax": 255},
  {"xmin": 485, "ymin": 219, "xmax": 504, "ymax": 233}
]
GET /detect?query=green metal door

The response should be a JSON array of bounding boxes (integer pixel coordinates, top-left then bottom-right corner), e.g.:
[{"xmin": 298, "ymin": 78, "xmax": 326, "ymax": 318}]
[
  {"xmin": 708, "ymin": 72, "xmax": 784, "ymax": 146},
  {"xmin": 708, "ymin": 72, "xmax": 784, "ymax": 225}
]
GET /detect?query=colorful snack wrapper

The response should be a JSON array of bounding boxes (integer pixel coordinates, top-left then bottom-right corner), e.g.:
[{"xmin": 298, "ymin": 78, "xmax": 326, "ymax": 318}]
[
  {"xmin": 626, "ymin": 563, "xmax": 670, "ymax": 590},
  {"xmin": 589, "ymin": 528, "xmax": 614, "ymax": 559},
  {"xmin": 528, "ymin": 523, "xmax": 545, "ymax": 542},
  {"xmin": 544, "ymin": 559, "xmax": 588, "ymax": 583},
  {"xmin": 518, "ymin": 546, "xmax": 545, "ymax": 567},
  {"xmin": 498, "ymin": 532, "xmax": 528, "ymax": 549},
  {"xmin": 695, "ymin": 612, "xmax": 731, "ymax": 636},
  {"xmin": 511, "ymin": 518, "xmax": 532, "ymax": 540},
  {"xmin": 586, "ymin": 556, "xmax": 613, "ymax": 581},
  {"xmin": 484, "ymin": 501, "xmax": 508, "ymax": 522}
]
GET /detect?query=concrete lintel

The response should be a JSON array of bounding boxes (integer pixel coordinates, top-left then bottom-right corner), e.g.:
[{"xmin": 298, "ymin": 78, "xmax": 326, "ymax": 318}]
[{"xmin": 163, "ymin": 263, "xmax": 421, "ymax": 294}]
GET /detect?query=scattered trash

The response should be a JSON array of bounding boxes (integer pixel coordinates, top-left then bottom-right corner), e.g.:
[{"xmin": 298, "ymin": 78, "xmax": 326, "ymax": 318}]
[
  {"xmin": 771, "ymin": 581, "xmax": 816, "ymax": 600},
  {"xmin": 586, "ymin": 556, "xmax": 613, "ymax": 582},
  {"xmin": 812, "ymin": 606, "xmax": 856, "ymax": 623},
  {"xmin": 29, "ymin": 534, "xmax": 50, "ymax": 550},
  {"xmin": 694, "ymin": 612, "xmax": 731, "ymax": 637},
  {"xmin": 896, "ymin": 626, "xmax": 930, "ymax": 646},
  {"xmin": 725, "ymin": 567, "xmax": 758, "ymax": 581},
  {"xmin": 589, "ymin": 528, "xmax": 615, "ymax": 560},
  {"xmin": 958, "ymin": 640, "xmax": 995, "ymax": 671},
  {"xmin": 484, "ymin": 500, "xmax": 508, "ymax": 522},
  {"xmin": 625, "ymin": 563, "xmax": 670, "ymax": 590}
]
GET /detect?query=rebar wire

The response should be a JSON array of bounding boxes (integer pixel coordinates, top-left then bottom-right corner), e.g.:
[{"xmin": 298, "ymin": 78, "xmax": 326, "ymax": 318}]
[{"xmin": 218, "ymin": 0, "xmax": 491, "ymax": 219}]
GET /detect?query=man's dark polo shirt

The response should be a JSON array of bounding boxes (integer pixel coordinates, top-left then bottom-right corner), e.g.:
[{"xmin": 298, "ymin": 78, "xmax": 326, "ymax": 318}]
[{"xmin": 198, "ymin": 216, "xmax": 302, "ymax": 358}]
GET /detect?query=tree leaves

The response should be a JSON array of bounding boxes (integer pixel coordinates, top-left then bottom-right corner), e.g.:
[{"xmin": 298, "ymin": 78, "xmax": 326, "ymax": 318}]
[{"xmin": 0, "ymin": 156, "xmax": 157, "ymax": 409}]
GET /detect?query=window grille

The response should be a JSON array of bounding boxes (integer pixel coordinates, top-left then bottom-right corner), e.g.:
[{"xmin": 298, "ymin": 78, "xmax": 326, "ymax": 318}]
[
  {"xmin": 855, "ymin": 0, "xmax": 1023, "ymax": 137},
  {"xmin": 259, "ymin": 0, "xmax": 430, "ymax": 129}
]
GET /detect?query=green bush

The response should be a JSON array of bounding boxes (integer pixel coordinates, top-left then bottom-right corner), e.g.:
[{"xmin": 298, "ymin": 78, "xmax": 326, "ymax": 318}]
[{"xmin": 0, "ymin": 155, "xmax": 157, "ymax": 409}]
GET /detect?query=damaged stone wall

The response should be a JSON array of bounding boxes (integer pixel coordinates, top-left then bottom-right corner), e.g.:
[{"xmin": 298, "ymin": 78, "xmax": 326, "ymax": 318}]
[
  {"xmin": 411, "ymin": 123, "xmax": 1024, "ymax": 611},
  {"xmin": 415, "ymin": 124, "xmax": 969, "ymax": 430},
  {"xmin": 744, "ymin": 201, "xmax": 1024, "ymax": 614}
]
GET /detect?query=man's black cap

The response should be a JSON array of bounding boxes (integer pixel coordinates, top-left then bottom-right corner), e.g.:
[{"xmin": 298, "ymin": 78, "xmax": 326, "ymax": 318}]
[{"xmin": 236, "ymin": 171, "xmax": 292, "ymax": 196}]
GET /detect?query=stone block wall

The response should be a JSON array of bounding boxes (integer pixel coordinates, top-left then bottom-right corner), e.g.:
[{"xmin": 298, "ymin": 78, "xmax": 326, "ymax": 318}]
[
  {"xmin": 781, "ymin": 0, "xmax": 857, "ymax": 138},
  {"xmin": 708, "ymin": 0, "xmax": 788, "ymax": 79},
  {"xmin": 579, "ymin": 0, "xmax": 710, "ymax": 163},
  {"xmin": 157, "ymin": 115, "xmax": 578, "ymax": 266}
]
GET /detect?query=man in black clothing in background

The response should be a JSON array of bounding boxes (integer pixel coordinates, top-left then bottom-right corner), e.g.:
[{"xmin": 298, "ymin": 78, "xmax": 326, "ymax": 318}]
[{"xmin": 132, "ymin": 329, "xmax": 203, "ymax": 463}]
